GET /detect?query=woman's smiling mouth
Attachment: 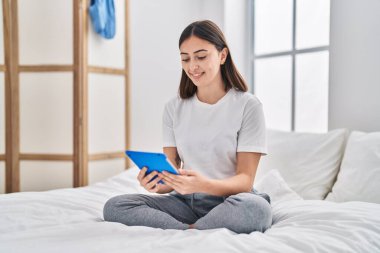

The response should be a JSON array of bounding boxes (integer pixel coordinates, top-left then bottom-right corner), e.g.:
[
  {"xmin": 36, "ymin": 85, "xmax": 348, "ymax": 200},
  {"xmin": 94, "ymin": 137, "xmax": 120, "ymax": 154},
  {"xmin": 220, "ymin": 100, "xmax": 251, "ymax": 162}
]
[{"xmin": 190, "ymin": 72, "xmax": 204, "ymax": 80}]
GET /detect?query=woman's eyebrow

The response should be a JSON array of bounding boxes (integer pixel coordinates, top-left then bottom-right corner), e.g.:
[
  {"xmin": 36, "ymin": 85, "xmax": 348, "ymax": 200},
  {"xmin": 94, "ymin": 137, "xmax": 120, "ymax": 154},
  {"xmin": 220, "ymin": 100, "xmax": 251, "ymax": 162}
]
[{"xmin": 180, "ymin": 49, "xmax": 208, "ymax": 55}]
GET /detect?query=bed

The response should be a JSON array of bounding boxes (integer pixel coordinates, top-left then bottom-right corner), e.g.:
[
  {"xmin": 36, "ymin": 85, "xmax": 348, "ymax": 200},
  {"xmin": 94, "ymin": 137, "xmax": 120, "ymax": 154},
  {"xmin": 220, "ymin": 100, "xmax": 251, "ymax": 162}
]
[{"xmin": 1, "ymin": 129, "xmax": 380, "ymax": 253}]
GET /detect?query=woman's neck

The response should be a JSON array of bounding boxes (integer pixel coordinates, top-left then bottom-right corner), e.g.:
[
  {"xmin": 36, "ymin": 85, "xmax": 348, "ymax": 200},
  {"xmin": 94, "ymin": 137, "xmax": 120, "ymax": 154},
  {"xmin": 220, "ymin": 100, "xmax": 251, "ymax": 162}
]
[{"xmin": 196, "ymin": 82, "xmax": 228, "ymax": 105}]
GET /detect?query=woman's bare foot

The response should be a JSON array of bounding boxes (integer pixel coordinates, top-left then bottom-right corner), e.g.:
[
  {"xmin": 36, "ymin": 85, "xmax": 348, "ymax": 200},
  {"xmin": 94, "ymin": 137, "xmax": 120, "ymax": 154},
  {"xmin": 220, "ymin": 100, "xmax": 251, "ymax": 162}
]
[{"xmin": 188, "ymin": 224, "xmax": 195, "ymax": 229}]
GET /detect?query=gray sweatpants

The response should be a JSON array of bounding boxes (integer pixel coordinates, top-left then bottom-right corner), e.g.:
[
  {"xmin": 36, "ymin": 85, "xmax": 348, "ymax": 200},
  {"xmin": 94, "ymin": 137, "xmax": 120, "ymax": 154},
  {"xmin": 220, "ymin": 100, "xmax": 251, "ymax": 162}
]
[{"xmin": 103, "ymin": 189, "xmax": 272, "ymax": 234}]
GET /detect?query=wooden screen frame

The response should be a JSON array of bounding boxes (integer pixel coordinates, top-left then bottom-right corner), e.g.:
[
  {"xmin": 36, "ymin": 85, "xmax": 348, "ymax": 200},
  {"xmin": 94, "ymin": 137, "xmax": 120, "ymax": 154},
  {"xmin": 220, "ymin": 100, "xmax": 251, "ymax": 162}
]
[{"xmin": 1, "ymin": 0, "xmax": 130, "ymax": 193}]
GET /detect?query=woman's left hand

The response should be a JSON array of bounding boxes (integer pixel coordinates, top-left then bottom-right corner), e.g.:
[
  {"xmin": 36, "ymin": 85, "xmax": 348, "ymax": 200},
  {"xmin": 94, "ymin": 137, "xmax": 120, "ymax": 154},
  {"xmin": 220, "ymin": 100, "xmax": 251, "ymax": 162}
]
[{"xmin": 160, "ymin": 169, "xmax": 208, "ymax": 195}]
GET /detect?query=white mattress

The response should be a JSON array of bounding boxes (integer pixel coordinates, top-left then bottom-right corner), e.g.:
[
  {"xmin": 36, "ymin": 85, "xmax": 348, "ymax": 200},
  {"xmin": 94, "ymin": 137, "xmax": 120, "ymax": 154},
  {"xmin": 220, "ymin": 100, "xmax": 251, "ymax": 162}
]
[{"xmin": 1, "ymin": 167, "xmax": 380, "ymax": 253}]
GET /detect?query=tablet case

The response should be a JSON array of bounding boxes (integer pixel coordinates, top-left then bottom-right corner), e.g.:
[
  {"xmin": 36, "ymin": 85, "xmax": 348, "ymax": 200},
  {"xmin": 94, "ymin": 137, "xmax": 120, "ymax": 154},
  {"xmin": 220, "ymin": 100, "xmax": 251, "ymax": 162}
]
[{"xmin": 125, "ymin": 150, "xmax": 179, "ymax": 184}]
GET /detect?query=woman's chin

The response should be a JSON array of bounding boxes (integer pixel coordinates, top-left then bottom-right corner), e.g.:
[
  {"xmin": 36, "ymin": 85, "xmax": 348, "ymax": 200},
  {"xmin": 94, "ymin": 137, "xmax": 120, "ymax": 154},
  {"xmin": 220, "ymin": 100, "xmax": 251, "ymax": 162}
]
[
  {"xmin": 191, "ymin": 81, "xmax": 200, "ymax": 87},
  {"xmin": 191, "ymin": 80, "xmax": 206, "ymax": 88}
]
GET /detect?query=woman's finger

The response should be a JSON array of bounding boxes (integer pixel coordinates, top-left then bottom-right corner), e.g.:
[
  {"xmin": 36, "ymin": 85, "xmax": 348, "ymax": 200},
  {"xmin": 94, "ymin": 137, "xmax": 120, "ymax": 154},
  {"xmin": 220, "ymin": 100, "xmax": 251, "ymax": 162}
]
[
  {"xmin": 161, "ymin": 179, "xmax": 173, "ymax": 188},
  {"xmin": 146, "ymin": 174, "xmax": 163, "ymax": 190},
  {"xmin": 162, "ymin": 176, "xmax": 180, "ymax": 188},
  {"xmin": 149, "ymin": 183, "xmax": 160, "ymax": 193},
  {"xmin": 141, "ymin": 171, "xmax": 158, "ymax": 186},
  {"xmin": 179, "ymin": 169, "xmax": 196, "ymax": 176},
  {"xmin": 137, "ymin": 167, "xmax": 147, "ymax": 181},
  {"xmin": 162, "ymin": 171, "xmax": 182, "ymax": 184}
]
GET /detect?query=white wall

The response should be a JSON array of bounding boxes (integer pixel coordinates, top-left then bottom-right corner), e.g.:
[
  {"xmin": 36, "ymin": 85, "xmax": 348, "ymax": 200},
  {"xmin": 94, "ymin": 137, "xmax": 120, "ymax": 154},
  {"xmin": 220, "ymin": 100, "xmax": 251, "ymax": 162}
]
[
  {"xmin": 200, "ymin": 0, "xmax": 224, "ymax": 30},
  {"xmin": 223, "ymin": 0, "xmax": 249, "ymax": 86},
  {"xmin": 328, "ymin": 0, "xmax": 380, "ymax": 132}
]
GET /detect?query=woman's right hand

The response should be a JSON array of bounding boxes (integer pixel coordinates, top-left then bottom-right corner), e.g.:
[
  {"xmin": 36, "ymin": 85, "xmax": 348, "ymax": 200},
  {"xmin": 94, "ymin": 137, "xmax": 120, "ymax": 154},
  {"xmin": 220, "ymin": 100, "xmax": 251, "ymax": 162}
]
[{"xmin": 137, "ymin": 167, "xmax": 164, "ymax": 193}]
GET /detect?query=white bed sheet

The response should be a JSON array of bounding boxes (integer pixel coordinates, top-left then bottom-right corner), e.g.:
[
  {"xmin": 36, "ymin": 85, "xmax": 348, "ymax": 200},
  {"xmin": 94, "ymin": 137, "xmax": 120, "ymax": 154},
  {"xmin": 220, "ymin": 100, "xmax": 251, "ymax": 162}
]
[{"xmin": 1, "ymin": 167, "xmax": 380, "ymax": 253}]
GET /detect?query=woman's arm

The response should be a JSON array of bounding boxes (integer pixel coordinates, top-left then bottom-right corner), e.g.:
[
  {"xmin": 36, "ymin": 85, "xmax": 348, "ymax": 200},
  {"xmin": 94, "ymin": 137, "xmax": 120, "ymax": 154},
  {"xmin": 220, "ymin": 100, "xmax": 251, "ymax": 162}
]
[
  {"xmin": 201, "ymin": 152, "xmax": 261, "ymax": 196},
  {"xmin": 159, "ymin": 151, "xmax": 262, "ymax": 196},
  {"xmin": 156, "ymin": 147, "xmax": 181, "ymax": 194}
]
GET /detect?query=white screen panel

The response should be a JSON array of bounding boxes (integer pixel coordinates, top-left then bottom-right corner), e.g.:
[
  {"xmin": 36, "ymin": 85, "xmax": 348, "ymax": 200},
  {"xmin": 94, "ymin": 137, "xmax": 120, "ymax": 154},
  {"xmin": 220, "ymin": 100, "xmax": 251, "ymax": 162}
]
[
  {"xmin": 88, "ymin": 0, "xmax": 125, "ymax": 68},
  {"xmin": 255, "ymin": 56, "xmax": 292, "ymax": 131},
  {"xmin": 296, "ymin": 0, "xmax": 330, "ymax": 49},
  {"xmin": 255, "ymin": 0, "xmax": 293, "ymax": 55},
  {"xmin": 0, "ymin": 162, "xmax": 4, "ymax": 194},
  {"xmin": 89, "ymin": 159, "xmax": 125, "ymax": 185},
  {"xmin": 89, "ymin": 73, "xmax": 125, "ymax": 153},
  {"xmin": 20, "ymin": 73, "xmax": 73, "ymax": 153},
  {"xmin": 0, "ymin": 73, "xmax": 4, "ymax": 154},
  {"xmin": 295, "ymin": 51, "xmax": 329, "ymax": 133},
  {"xmin": 0, "ymin": 2, "xmax": 4, "ymax": 65},
  {"xmin": 18, "ymin": 0, "xmax": 73, "ymax": 64},
  {"xmin": 20, "ymin": 161, "xmax": 72, "ymax": 191}
]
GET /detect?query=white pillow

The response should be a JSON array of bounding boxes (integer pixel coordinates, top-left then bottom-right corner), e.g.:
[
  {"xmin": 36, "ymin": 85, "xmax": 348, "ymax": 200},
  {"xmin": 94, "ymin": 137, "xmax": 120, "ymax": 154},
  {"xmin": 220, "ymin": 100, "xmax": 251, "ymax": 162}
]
[
  {"xmin": 255, "ymin": 128, "xmax": 348, "ymax": 200},
  {"xmin": 326, "ymin": 131, "xmax": 380, "ymax": 203},
  {"xmin": 254, "ymin": 169, "xmax": 302, "ymax": 204}
]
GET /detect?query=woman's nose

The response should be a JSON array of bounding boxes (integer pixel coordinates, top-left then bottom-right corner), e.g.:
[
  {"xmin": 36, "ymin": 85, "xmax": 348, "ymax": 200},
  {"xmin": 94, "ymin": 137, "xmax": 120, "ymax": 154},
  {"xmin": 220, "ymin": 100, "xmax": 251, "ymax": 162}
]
[{"xmin": 189, "ymin": 61, "xmax": 199, "ymax": 72}]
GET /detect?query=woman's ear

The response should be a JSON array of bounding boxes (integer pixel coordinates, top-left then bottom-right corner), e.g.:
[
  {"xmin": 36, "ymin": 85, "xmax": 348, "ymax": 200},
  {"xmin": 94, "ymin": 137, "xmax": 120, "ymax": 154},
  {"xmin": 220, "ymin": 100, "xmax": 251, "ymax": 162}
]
[{"xmin": 220, "ymin": 47, "xmax": 228, "ymax": 65}]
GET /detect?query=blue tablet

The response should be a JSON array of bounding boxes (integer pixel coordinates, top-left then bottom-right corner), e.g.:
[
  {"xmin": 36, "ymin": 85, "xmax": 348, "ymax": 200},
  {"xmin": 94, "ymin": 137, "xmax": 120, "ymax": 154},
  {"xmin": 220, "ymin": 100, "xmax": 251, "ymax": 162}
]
[{"xmin": 125, "ymin": 150, "xmax": 179, "ymax": 184}]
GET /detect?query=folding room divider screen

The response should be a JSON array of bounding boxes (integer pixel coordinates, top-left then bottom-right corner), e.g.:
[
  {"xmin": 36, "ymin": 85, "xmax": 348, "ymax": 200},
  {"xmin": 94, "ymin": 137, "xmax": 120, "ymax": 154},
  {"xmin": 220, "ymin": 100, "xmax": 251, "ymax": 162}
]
[{"xmin": 0, "ymin": 0, "xmax": 130, "ymax": 193}]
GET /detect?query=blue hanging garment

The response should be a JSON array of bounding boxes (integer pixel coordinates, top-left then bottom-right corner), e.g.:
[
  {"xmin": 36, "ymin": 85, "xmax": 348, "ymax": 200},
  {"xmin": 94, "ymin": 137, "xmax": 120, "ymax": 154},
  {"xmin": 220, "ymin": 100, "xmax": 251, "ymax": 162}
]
[{"xmin": 89, "ymin": 0, "xmax": 116, "ymax": 39}]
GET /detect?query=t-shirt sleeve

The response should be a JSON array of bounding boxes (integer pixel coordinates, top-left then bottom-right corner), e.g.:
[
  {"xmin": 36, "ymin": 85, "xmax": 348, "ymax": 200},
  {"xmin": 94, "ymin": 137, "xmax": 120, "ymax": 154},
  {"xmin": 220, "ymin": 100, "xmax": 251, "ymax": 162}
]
[
  {"xmin": 237, "ymin": 100, "xmax": 267, "ymax": 155},
  {"xmin": 162, "ymin": 100, "xmax": 176, "ymax": 147}
]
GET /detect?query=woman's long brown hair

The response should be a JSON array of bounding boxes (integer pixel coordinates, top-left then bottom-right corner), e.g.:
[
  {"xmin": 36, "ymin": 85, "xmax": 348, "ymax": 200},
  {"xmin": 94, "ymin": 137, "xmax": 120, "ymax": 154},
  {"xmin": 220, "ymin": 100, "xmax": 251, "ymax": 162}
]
[{"xmin": 178, "ymin": 20, "xmax": 248, "ymax": 99}]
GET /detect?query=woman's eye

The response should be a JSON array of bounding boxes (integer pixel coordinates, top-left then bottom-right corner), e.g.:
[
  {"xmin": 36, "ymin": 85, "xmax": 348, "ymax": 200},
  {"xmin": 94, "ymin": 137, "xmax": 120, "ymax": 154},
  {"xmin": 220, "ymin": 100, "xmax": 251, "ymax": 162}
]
[{"xmin": 181, "ymin": 56, "xmax": 206, "ymax": 62}]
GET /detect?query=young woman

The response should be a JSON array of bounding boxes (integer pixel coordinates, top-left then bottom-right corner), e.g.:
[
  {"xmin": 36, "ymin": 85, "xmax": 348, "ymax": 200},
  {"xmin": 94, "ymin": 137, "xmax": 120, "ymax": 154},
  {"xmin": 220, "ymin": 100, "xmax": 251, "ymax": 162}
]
[{"xmin": 103, "ymin": 20, "xmax": 272, "ymax": 234}]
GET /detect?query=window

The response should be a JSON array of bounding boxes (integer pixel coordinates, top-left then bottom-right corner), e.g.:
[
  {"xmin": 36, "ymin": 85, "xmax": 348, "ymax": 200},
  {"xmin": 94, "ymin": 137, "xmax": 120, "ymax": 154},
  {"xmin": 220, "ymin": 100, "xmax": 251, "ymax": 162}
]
[{"xmin": 249, "ymin": 0, "xmax": 330, "ymax": 132}]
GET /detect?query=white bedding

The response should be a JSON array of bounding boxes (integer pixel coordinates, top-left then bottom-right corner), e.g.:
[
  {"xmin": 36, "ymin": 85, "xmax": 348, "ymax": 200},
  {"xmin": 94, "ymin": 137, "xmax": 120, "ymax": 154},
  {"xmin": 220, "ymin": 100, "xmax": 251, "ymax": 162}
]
[{"xmin": 1, "ymin": 167, "xmax": 380, "ymax": 253}]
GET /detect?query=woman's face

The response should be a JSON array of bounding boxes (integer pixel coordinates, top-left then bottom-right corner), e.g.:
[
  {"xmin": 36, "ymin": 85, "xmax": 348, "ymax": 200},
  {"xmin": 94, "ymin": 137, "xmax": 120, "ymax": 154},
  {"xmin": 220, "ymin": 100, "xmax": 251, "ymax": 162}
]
[{"xmin": 180, "ymin": 36, "xmax": 227, "ymax": 89}]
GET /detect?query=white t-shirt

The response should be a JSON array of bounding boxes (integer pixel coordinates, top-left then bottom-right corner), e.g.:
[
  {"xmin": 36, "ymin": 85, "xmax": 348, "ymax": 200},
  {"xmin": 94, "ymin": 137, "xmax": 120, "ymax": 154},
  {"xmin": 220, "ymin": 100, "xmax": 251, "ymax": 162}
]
[{"xmin": 162, "ymin": 88, "xmax": 267, "ymax": 180}]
